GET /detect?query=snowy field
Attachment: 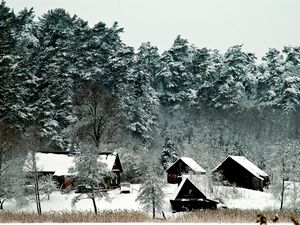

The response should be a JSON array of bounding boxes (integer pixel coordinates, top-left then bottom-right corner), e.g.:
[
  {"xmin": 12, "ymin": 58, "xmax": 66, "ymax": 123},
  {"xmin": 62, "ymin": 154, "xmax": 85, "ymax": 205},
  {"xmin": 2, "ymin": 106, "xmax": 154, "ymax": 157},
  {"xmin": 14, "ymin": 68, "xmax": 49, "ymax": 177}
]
[
  {"xmin": 3, "ymin": 184, "xmax": 283, "ymax": 213},
  {"xmin": 2, "ymin": 184, "xmax": 299, "ymax": 224}
]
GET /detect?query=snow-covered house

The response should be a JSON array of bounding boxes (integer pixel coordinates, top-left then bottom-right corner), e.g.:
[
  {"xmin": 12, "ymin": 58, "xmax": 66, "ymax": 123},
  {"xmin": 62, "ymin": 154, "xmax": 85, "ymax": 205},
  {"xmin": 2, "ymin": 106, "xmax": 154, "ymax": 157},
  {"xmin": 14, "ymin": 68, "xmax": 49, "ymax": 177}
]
[
  {"xmin": 166, "ymin": 157, "xmax": 206, "ymax": 184},
  {"xmin": 24, "ymin": 151, "xmax": 123, "ymax": 188},
  {"xmin": 170, "ymin": 177, "xmax": 218, "ymax": 212},
  {"xmin": 211, "ymin": 155, "xmax": 270, "ymax": 191}
]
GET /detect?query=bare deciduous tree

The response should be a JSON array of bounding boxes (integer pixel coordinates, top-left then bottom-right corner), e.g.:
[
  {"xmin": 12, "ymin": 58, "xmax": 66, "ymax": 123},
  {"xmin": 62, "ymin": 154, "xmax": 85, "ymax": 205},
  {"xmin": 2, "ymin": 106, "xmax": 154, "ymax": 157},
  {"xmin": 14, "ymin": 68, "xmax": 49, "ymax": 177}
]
[
  {"xmin": 0, "ymin": 121, "xmax": 24, "ymax": 210},
  {"xmin": 136, "ymin": 159, "xmax": 165, "ymax": 219},
  {"xmin": 23, "ymin": 126, "xmax": 43, "ymax": 215},
  {"xmin": 73, "ymin": 81, "xmax": 124, "ymax": 148},
  {"xmin": 69, "ymin": 143, "xmax": 109, "ymax": 214},
  {"xmin": 267, "ymin": 139, "xmax": 300, "ymax": 210}
]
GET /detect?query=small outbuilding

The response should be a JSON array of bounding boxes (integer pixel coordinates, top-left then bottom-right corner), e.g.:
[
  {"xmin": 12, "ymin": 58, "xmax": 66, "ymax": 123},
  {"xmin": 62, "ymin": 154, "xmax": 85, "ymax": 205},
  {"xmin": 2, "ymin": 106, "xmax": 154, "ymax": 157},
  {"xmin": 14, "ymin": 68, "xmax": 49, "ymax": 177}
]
[
  {"xmin": 212, "ymin": 155, "xmax": 270, "ymax": 191},
  {"xmin": 166, "ymin": 157, "xmax": 206, "ymax": 184},
  {"xmin": 170, "ymin": 177, "xmax": 218, "ymax": 212}
]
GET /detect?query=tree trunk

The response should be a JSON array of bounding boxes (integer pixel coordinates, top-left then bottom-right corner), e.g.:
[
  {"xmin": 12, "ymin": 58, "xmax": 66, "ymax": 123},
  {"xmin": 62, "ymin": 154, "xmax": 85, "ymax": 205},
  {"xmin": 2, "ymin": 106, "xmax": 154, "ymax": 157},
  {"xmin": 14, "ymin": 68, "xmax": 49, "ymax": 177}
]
[
  {"xmin": 34, "ymin": 176, "xmax": 42, "ymax": 215},
  {"xmin": 0, "ymin": 200, "xmax": 4, "ymax": 210},
  {"xmin": 32, "ymin": 151, "xmax": 42, "ymax": 215},
  {"xmin": 90, "ymin": 185, "xmax": 98, "ymax": 215},
  {"xmin": 152, "ymin": 187, "xmax": 155, "ymax": 219},
  {"xmin": 92, "ymin": 197, "xmax": 98, "ymax": 214},
  {"xmin": 280, "ymin": 178, "xmax": 285, "ymax": 211}
]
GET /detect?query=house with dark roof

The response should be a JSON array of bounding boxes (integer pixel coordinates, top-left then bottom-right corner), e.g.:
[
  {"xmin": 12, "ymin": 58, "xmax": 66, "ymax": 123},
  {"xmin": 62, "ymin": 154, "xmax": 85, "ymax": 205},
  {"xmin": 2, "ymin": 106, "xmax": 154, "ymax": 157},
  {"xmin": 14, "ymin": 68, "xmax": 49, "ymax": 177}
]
[
  {"xmin": 212, "ymin": 155, "xmax": 270, "ymax": 191},
  {"xmin": 166, "ymin": 157, "xmax": 206, "ymax": 184},
  {"xmin": 170, "ymin": 177, "xmax": 218, "ymax": 212}
]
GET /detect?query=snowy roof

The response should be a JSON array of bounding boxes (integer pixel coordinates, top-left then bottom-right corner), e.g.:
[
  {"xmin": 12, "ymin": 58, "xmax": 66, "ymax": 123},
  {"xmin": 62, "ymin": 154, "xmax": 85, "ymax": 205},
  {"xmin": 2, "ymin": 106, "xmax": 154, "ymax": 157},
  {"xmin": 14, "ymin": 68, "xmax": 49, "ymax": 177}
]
[
  {"xmin": 25, "ymin": 152, "xmax": 118, "ymax": 176},
  {"xmin": 98, "ymin": 153, "xmax": 119, "ymax": 172},
  {"xmin": 35, "ymin": 153, "xmax": 74, "ymax": 176},
  {"xmin": 180, "ymin": 157, "xmax": 206, "ymax": 173},
  {"xmin": 213, "ymin": 156, "xmax": 269, "ymax": 180},
  {"xmin": 171, "ymin": 177, "xmax": 207, "ymax": 200},
  {"xmin": 171, "ymin": 177, "xmax": 190, "ymax": 200}
]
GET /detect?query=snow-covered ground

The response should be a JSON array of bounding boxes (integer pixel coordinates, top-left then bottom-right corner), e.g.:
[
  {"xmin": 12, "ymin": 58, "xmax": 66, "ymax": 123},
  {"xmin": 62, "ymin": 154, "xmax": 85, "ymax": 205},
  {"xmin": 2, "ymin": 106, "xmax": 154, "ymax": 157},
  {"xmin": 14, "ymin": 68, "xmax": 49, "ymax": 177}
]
[
  {"xmin": 5, "ymin": 184, "xmax": 143, "ymax": 212},
  {"xmin": 4, "ymin": 183, "xmax": 282, "ymax": 213},
  {"xmin": 213, "ymin": 186, "xmax": 280, "ymax": 210}
]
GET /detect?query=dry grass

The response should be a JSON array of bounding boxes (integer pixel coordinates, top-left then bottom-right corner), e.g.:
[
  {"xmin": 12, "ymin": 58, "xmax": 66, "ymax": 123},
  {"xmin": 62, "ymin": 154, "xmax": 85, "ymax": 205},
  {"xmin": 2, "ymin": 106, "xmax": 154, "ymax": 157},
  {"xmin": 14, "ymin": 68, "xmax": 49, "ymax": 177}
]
[
  {"xmin": 0, "ymin": 210, "xmax": 151, "ymax": 223},
  {"xmin": 170, "ymin": 209, "xmax": 300, "ymax": 223},
  {"xmin": 0, "ymin": 209, "xmax": 300, "ymax": 223}
]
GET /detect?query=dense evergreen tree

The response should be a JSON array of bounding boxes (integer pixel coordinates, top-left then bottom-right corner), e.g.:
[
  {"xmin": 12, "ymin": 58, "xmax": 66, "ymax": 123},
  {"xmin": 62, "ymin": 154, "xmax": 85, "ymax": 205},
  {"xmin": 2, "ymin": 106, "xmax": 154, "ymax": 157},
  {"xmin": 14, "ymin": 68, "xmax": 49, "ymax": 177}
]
[
  {"xmin": 31, "ymin": 9, "xmax": 81, "ymax": 149},
  {"xmin": 105, "ymin": 46, "xmax": 135, "ymax": 95},
  {"xmin": 209, "ymin": 45, "xmax": 257, "ymax": 110},
  {"xmin": 276, "ymin": 65, "xmax": 300, "ymax": 111},
  {"xmin": 123, "ymin": 42, "xmax": 160, "ymax": 144},
  {"xmin": 74, "ymin": 21, "xmax": 124, "ymax": 84},
  {"xmin": 157, "ymin": 35, "xmax": 192, "ymax": 106},
  {"xmin": 257, "ymin": 48, "xmax": 285, "ymax": 107},
  {"xmin": 0, "ymin": 1, "xmax": 16, "ymax": 122},
  {"xmin": 12, "ymin": 8, "xmax": 40, "ymax": 129},
  {"xmin": 194, "ymin": 49, "xmax": 223, "ymax": 106},
  {"xmin": 161, "ymin": 137, "xmax": 179, "ymax": 169}
]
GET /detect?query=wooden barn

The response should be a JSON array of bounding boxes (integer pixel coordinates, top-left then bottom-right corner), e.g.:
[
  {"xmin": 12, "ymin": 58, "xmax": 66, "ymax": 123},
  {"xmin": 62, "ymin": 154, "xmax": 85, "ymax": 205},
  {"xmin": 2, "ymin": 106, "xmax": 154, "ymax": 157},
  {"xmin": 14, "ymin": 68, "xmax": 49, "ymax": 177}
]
[
  {"xmin": 170, "ymin": 178, "xmax": 218, "ymax": 212},
  {"xmin": 212, "ymin": 155, "xmax": 270, "ymax": 191},
  {"xmin": 166, "ymin": 157, "xmax": 206, "ymax": 184},
  {"xmin": 24, "ymin": 151, "xmax": 123, "ymax": 189}
]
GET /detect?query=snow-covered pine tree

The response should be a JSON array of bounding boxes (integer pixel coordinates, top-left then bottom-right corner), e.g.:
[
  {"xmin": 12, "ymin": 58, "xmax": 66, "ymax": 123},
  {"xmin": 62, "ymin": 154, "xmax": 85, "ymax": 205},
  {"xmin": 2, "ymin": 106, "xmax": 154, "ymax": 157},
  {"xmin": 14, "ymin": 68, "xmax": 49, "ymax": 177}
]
[
  {"xmin": 69, "ymin": 143, "xmax": 109, "ymax": 214},
  {"xmin": 256, "ymin": 48, "xmax": 285, "ymax": 107},
  {"xmin": 29, "ymin": 8, "xmax": 81, "ymax": 150},
  {"xmin": 192, "ymin": 48, "xmax": 223, "ymax": 107},
  {"xmin": 123, "ymin": 42, "xmax": 160, "ymax": 144},
  {"xmin": 275, "ymin": 63, "xmax": 300, "ymax": 137},
  {"xmin": 105, "ymin": 46, "xmax": 135, "ymax": 95},
  {"xmin": 136, "ymin": 161, "xmax": 165, "ymax": 219},
  {"xmin": 210, "ymin": 45, "xmax": 257, "ymax": 110},
  {"xmin": 156, "ymin": 35, "xmax": 192, "ymax": 107},
  {"xmin": 275, "ymin": 65, "xmax": 300, "ymax": 112},
  {"xmin": 161, "ymin": 137, "xmax": 179, "ymax": 169},
  {"xmin": 189, "ymin": 47, "xmax": 211, "ymax": 103},
  {"xmin": 0, "ymin": 1, "xmax": 17, "ymax": 123},
  {"xmin": 11, "ymin": 7, "xmax": 40, "ymax": 129},
  {"xmin": 275, "ymin": 47, "xmax": 300, "ymax": 112},
  {"xmin": 283, "ymin": 46, "xmax": 300, "ymax": 66},
  {"xmin": 89, "ymin": 22, "xmax": 124, "ymax": 83}
]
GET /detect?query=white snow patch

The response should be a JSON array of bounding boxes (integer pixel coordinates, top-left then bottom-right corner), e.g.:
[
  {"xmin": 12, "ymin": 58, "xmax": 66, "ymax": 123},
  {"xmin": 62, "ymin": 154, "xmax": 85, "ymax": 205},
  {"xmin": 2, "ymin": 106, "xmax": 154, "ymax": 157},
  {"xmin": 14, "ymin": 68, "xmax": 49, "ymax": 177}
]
[
  {"xmin": 213, "ymin": 186, "xmax": 279, "ymax": 210},
  {"xmin": 180, "ymin": 157, "xmax": 206, "ymax": 173}
]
